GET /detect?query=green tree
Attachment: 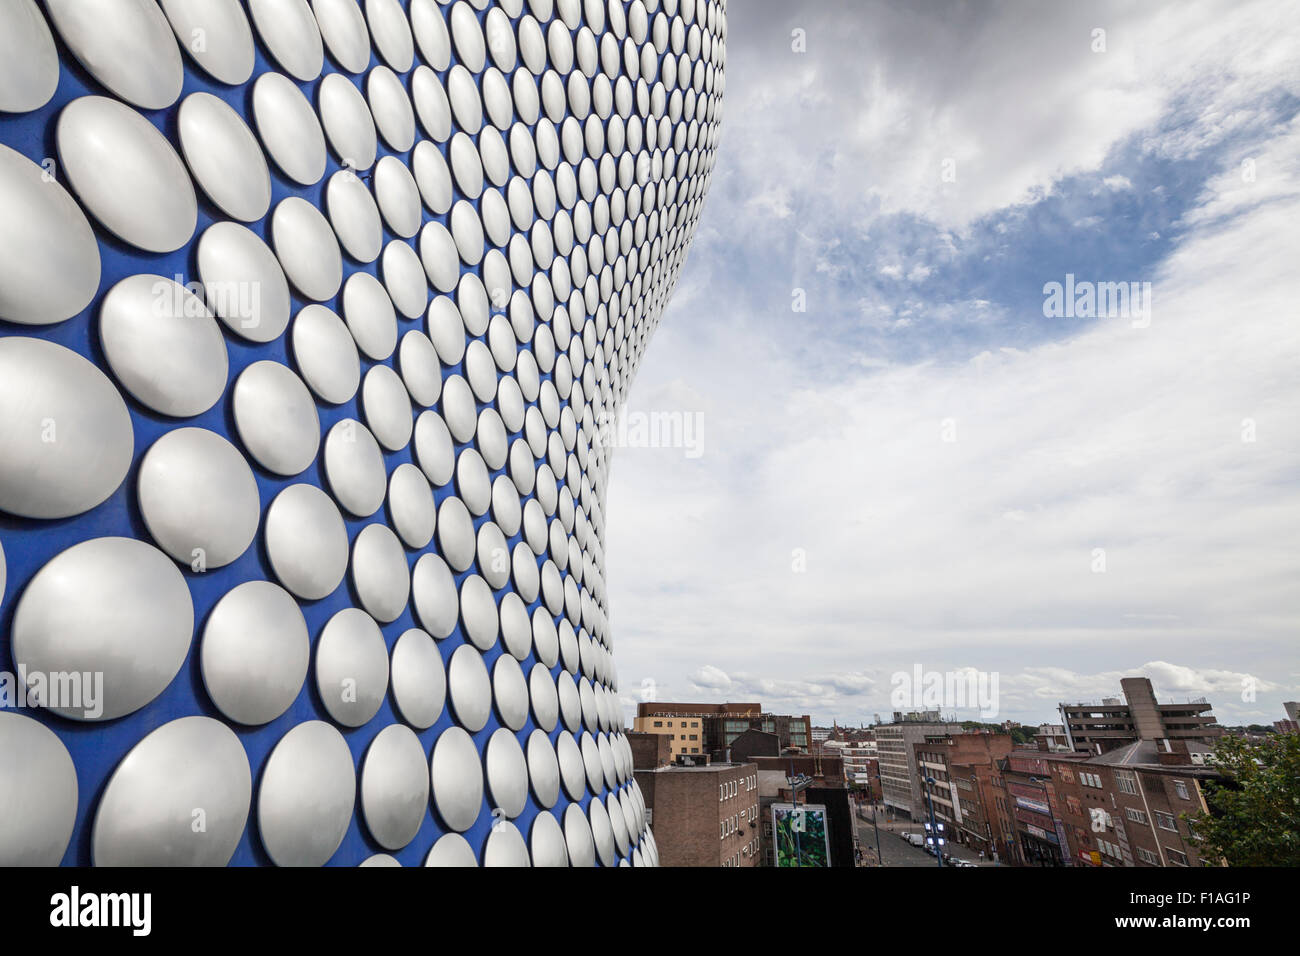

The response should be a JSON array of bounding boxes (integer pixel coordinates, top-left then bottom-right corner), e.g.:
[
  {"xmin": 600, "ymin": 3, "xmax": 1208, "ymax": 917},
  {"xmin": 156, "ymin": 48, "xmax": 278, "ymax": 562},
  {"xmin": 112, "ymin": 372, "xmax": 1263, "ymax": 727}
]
[
  {"xmin": 1189, "ymin": 732, "xmax": 1300, "ymax": 866},
  {"xmin": 1009, "ymin": 726, "xmax": 1037, "ymax": 746}
]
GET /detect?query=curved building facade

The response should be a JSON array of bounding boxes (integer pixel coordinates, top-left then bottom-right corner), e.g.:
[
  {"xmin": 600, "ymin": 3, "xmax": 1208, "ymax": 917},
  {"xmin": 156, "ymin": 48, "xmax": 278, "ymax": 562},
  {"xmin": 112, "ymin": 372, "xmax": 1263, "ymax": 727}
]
[{"xmin": 0, "ymin": 0, "xmax": 725, "ymax": 866}]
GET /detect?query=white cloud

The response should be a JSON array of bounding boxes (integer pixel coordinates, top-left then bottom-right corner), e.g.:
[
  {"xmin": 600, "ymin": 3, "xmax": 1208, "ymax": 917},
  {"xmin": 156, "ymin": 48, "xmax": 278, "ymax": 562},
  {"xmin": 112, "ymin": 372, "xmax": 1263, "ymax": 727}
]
[
  {"xmin": 718, "ymin": 0, "xmax": 1300, "ymax": 233},
  {"xmin": 605, "ymin": 2, "xmax": 1300, "ymax": 729},
  {"xmin": 1011, "ymin": 662, "xmax": 1281, "ymax": 703}
]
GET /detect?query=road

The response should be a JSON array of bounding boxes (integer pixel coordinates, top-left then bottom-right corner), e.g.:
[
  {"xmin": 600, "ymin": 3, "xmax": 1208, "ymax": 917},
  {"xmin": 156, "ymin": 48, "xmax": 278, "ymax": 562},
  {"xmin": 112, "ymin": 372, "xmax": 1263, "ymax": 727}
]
[{"xmin": 854, "ymin": 806, "xmax": 1000, "ymax": 867}]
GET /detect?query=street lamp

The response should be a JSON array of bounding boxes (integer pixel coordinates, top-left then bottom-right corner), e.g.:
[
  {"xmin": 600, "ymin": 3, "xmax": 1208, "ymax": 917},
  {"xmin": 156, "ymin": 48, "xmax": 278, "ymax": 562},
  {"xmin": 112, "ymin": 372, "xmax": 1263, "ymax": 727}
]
[
  {"xmin": 787, "ymin": 751, "xmax": 803, "ymax": 868},
  {"xmin": 868, "ymin": 764, "xmax": 884, "ymax": 867},
  {"xmin": 969, "ymin": 771, "xmax": 993, "ymax": 863}
]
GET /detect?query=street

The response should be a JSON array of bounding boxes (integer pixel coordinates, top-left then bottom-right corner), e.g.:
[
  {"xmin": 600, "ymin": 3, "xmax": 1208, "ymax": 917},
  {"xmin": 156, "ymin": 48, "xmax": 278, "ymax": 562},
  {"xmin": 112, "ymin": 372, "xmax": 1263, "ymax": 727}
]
[{"xmin": 854, "ymin": 806, "xmax": 1000, "ymax": 867}]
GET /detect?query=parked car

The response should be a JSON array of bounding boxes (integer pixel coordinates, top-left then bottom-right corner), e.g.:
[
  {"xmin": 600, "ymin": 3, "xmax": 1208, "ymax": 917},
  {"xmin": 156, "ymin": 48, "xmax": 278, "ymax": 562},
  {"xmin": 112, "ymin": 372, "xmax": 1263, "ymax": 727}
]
[
  {"xmin": 907, "ymin": 833, "xmax": 925, "ymax": 848},
  {"xmin": 900, "ymin": 831, "xmax": 912, "ymax": 841}
]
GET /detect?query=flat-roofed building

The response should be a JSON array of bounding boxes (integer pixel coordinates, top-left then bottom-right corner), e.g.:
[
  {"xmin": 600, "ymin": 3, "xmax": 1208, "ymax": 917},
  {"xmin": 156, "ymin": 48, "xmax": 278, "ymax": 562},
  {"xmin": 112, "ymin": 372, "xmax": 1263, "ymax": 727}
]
[
  {"xmin": 632, "ymin": 702, "xmax": 813, "ymax": 763},
  {"xmin": 634, "ymin": 760, "xmax": 761, "ymax": 867},
  {"xmin": 1059, "ymin": 677, "xmax": 1222, "ymax": 755},
  {"xmin": 875, "ymin": 715, "xmax": 964, "ymax": 822}
]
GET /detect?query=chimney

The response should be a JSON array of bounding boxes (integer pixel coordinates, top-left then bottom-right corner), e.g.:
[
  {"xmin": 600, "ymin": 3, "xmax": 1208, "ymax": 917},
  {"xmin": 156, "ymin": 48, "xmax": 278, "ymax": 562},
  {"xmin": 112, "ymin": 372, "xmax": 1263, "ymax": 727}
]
[{"xmin": 1157, "ymin": 739, "xmax": 1190, "ymax": 765}]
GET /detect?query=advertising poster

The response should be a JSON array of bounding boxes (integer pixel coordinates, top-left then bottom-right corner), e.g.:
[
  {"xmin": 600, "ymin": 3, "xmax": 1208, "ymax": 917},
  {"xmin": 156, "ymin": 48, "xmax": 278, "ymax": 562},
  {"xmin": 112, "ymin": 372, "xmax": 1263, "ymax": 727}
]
[{"xmin": 772, "ymin": 804, "xmax": 831, "ymax": 868}]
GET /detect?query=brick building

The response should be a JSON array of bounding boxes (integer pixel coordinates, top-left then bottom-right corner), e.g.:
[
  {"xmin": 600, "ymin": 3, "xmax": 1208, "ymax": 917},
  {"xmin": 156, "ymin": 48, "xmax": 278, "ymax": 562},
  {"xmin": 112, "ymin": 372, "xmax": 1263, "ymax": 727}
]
[
  {"xmin": 1276, "ymin": 701, "xmax": 1300, "ymax": 734},
  {"xmin": 627, "ymin": 731, "xmax": 672, "ymax": 771},
  {"xmin": 633, "ymin": 702, "xmax": 751, "ymax": 762},
  {"xmin": 1083, "ymin": 738, "xmax": 1216, "ymax": 867},
  {"xmin": 1002, "ymin": 750, "xmax": 1093, "ymax": 866},
  {"xmin": 632, "ymin": 702, "xmax": 813, "ymax": 761},
  {"xmin": 727, "ymin": 728, "xmax": 780, "ymax": 762},
  {"xmin": 910, "ymin": 732, "xmax": 1016, "ymax": 859},
  {"xmin": 634, "ymin": 761, "xmax": 761, "ymax": 867},
  {"xmin": 961, "ymin": 764, "xmax": 1018, "ymax": 863},
  {"xmin": 1000, "ymin": 739, "xmax": 1217, "ymax": 867}
]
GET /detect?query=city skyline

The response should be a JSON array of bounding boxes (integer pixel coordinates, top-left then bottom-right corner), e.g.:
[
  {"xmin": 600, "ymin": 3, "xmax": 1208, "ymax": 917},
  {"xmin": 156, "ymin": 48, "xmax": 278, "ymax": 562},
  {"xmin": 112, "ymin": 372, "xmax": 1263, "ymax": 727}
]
[{"xmin": 622, "ymin": 661, "xmax": 1289, "ymax": 730}]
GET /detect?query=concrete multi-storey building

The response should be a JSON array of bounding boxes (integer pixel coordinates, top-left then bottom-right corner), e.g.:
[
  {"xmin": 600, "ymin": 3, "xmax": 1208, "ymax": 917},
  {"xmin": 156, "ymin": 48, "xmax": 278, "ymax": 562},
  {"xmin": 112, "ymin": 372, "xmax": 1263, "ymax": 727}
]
[
  {"xmin": 842, "ymin": 742, "xmax": 880, "ymax": 795},
  {"xmin": 1033, "ymin": 724, "xmax": 1072, "ymax": 752},
  {"xmin": 1058, "ymin": 677, "xmax": 1223, "ymax": 754},
  {"xmin": 874, "ymin": 714, "xmax": 964, "ymax": 822},
  {"xmin": 825, "ymin": 734, "xmax": 878, "ymax": 788},
  {"xmin": 635, "ymin": 761, "xmax": 761, "ymax": 868}
]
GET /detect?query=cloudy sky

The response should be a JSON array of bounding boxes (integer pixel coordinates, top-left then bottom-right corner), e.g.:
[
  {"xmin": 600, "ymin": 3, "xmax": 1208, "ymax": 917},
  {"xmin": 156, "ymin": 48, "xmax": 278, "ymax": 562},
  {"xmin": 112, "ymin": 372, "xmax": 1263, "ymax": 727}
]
[{"xmin": 604, "ymin": 0, "xmax": 1300, "ymax": 728}]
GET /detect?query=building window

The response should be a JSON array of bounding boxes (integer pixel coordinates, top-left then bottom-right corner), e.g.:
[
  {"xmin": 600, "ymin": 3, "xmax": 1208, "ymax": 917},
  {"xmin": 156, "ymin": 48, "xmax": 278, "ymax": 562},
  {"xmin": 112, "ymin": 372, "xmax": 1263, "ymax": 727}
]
[
  {"xmin": 1173, "ymin": 780, "xmax": 1190, "ymax": 800},
  {"xmin": 653, "ymin": 721, "xmax": 662, "ymax": 727},
  {"xmin": 1136, "ymin": 847, "xmax": 1160, "ymax": 865},
  {"xmin": 1126, "ymin": 807, "xmax": 1148, "ymax": 825},
  {"xmin": 1166, "ymin": 847, "xmax": 1189, "ymax": 866},
  {"xmin": 1156, "ymin": 812, "xmax": 1178, "ymax": 832},
  {"xmin": 1115, "ymin": 772, "xmax": 1138, "ymax": 795}
]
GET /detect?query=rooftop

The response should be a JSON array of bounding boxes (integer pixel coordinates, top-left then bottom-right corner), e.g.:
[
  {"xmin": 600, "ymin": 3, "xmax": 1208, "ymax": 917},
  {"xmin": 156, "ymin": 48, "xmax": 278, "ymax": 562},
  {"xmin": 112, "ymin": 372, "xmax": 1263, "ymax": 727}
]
[
  {"xmin": 642, "ymin": 761, "xmax": 753, "ymax": 773},
  {"xmin": 1087, "ymin": 739, "xmax": 1217, "ymax": 771},
  {"xmin": 1061, "ymin": 696, "xmax": 1211, "ymax": 708}
]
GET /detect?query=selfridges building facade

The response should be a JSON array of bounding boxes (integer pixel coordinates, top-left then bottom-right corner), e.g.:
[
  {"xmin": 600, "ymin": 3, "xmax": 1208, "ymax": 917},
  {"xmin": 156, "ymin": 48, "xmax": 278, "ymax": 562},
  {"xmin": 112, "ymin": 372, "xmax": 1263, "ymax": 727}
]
[{"xmin": 0, "ymin": 0, "xmax": 725, "ymax": 866}]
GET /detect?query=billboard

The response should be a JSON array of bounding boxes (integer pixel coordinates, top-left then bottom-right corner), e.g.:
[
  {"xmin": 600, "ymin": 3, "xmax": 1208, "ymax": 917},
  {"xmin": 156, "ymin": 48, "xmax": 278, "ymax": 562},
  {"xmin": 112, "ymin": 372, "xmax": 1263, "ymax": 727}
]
[
  {"xmin": 1015, "ymin": 795, "xmax": 1051, "ymax": 815},
  {"xmin": 772, "ymin": 804, "xmax": 832, "ymax": 868}
]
